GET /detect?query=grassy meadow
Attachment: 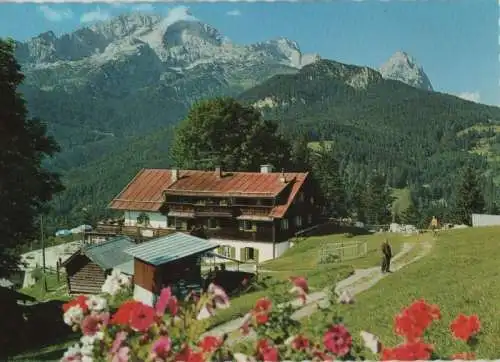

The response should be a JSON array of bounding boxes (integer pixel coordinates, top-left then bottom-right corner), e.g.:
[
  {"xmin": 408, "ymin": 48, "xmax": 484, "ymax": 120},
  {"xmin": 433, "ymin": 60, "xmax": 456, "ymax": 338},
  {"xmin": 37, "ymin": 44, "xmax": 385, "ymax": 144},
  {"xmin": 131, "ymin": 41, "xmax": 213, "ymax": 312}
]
[
  {"xmin": 300, "ymin": 227, "xmax": 500, "ymax": 359},
  {"xmin": 207, "ymin": 230, "xmax": 416, "ymax": 329}
]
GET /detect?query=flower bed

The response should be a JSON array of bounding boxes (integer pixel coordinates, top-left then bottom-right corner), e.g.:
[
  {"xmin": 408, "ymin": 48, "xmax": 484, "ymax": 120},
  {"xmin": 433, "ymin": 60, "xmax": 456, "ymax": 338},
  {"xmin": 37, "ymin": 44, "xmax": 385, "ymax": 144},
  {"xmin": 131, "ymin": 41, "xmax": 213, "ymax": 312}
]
[{"xmin": 60, "ymin": 270, "xmax": 481, "ymax": 361}]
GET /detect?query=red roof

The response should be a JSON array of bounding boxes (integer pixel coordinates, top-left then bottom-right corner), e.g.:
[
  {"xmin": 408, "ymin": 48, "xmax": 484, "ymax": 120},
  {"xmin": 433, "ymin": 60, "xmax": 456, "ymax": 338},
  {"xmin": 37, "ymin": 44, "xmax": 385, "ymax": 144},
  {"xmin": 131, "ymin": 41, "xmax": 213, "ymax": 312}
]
[{"xmin": 108, "ymin": 168, "xmax": 309, "ymax": 218}]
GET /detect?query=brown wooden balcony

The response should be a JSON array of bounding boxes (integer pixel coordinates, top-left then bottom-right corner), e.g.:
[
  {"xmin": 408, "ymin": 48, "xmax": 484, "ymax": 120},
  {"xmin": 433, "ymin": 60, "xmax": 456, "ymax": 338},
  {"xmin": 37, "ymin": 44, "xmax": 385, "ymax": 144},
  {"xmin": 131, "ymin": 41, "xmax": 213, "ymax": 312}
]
[
  {"xmin": 204, "ymin": 225, "xmax": 274, "ymax": 243},
  {"xmin": 194, "ymin": 206, "xmax": 234, "ymax": 218}
]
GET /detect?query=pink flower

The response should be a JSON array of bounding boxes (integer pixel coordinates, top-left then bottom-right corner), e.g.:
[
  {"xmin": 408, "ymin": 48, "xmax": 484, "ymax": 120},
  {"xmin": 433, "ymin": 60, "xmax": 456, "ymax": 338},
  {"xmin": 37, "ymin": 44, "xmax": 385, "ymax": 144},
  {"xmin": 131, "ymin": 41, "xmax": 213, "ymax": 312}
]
[
  {"xmin": 151, "ymin": 336, "xmax": 172, "ymax": 359},
  {"xmin": 110, "ymin": 331, "xmax": 128, "ymax": 354},
  {"xmin": 289, "ymin": 276, "xmax": 309, "ymax": 304},
  {"xmin": 323, "ymin": 324, "xmax": 353, "ymax": 357},
  {"xmin": 155, "ymin": 287, "xmax": 172, "ymax": 316},
  {"xmin": 111, "ymin": 346, "xmax": 130, "ymax": 362},
  {"xmin": 81, "ymin": 312, "xmax": 109, "ymax": 336},
  {"xmin": 208, "ymin": 283, "xmax": 230, "ymax": 309}
]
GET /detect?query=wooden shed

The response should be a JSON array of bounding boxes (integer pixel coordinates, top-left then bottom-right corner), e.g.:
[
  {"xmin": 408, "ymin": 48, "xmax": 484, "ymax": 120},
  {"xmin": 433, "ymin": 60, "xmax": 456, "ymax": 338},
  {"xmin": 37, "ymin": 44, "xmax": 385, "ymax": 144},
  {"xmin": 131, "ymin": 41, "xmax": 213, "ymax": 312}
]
[
  {"xmin": 124, "ymin": 232, "xmax": 218, "ymax": 306},
  {"xmin": 62, "ymin": 236, "xmax": 135, "ymax": 294}
]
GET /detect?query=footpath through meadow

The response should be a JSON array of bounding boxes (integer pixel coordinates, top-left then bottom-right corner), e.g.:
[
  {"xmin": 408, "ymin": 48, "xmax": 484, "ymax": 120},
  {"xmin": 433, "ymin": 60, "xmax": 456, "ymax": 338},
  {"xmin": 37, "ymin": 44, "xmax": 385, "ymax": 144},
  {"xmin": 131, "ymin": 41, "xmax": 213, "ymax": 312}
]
[{"xmin": 202, "ymin": 238, "xmax": 434, "ymax": 344}]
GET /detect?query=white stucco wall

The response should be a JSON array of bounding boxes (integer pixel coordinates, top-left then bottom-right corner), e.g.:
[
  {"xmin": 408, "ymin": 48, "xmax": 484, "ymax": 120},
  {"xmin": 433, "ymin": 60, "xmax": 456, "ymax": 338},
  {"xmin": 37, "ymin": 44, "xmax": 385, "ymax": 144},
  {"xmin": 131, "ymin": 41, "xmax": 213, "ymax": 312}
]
[
  {"xmin": 124, "ymin": 211, "xmax": 167, "ymax": 228},
  {"xmin": 133, "ymin": 284, "xmax": 156, "ymax": 306},
  {"xmin": 208, "ymin": 239, "xmax": 290, "ymax": 263}
]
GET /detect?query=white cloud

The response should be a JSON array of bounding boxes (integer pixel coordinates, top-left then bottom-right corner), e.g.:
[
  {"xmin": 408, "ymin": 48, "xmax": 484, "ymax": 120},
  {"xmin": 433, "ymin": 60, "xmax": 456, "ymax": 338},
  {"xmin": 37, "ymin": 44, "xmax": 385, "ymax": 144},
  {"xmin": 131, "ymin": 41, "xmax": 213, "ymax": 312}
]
[
  {"xmin": 133, "ymin": 4, "xmax": 155, "ymax": 12},
  {"xmin": 226, "ymin": 9, "xmax": 241, "ymax": 16},
  {"xmin": 80, "ymin": 7, "xmax": 111, "ymax": 23},
  {"xmin": 164, "ymin": 6, "xmax": 197, "ymax": 24},
  {"xmin": 457, "ymin": 91, "xmax": 481, "ymax": 103},
  {"xmin": 38, "ymin": 5, "xmax": 73, "ymax": 22}
]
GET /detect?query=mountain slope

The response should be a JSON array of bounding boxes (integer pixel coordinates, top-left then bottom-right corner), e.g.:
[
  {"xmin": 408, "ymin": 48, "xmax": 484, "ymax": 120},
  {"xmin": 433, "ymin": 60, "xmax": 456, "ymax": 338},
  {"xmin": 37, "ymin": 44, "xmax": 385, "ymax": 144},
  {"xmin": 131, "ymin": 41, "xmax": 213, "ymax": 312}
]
[
  {"xmin": 379, "ymin": 51, "xmax": 434, "ymax": 91},
  {"xmin": 238, "ymin": 59, "xmax": 500, "ymax": 196},
  {"xmin": 16, "ymin": 13, "xmax": 319, "ymax": 171}
]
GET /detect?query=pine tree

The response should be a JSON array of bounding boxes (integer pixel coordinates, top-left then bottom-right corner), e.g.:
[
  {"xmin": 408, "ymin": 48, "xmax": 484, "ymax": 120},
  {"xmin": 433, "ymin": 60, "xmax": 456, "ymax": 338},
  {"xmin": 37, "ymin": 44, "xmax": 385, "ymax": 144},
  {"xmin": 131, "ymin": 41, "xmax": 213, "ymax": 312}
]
[
  {"xmin": 0, "ymin": 39, "xmax": 63, "ymax": 277},
  {"xmin": 311, "ymin": 145, "xmax": 347, "ymax": 218},
  {"xmin": 362, "ymin": 173, "xmax": 395, "ymax": 226},
  {"xmin": 451, "ymin": 165, "xmax": 485, "ymax": 225},
  {"xmin": 400, "ymin": 203, "xmax": 422, "ymax": 226}
]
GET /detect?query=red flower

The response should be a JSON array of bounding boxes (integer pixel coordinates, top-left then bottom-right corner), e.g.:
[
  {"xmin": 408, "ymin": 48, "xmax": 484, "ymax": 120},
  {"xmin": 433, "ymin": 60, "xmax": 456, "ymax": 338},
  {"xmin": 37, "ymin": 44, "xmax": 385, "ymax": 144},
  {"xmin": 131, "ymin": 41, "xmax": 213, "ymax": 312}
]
[
  {"xmin": 198, "ymin": 335, "xmax": 222, "ymax": 353},
  {"xmin": 450, "ymin": 314, "xmax": 481, "ymax": 341},
  {"xmin": 173, "ymin": 345, "xmax": 204, "ymax": 362},
  {"xmin": 290, "ymin": 335, "xmax": 310, "ymax": 351},
  {"xmin": 63, "ymin": 295, "xmax": 89, "ymax": 313},
  {"xmin": 255, "ymin": 312, "xmax": 269, "ymax": 325},
  {"xmin": 257, "ymin": 339, "xmax": 279, "ymax": 362},
  {"xmin": 323, "ymin": 324, "xmax": 352, "ymax": 357},
  {"xmin": 110, "ymin": 300, "xmax": 139, "ymax": 326},
  {"xmin": 129, "ymin": 302, "xmax": 155, "ymax": 332},
  {"xmin": 381, "ymin": 341, "xmax": 433, "ymax": 361},
  {"xmin": 394, "ymin": 299, "xmax": 441, "ymax": 342},
  {"xmin": 254, "ymin": 297, "xmax": 272, "ymax": 313},
  {"xmin": 290, "ymin": 276, "xmax": 309, "ymax": 293},
  {"xmin": 450, "ymin": 352, "xmax": 476, "ymax": 360},
  {"xmin": 80, "ymin": 312, "xmax": 109, "ymax": 336}
]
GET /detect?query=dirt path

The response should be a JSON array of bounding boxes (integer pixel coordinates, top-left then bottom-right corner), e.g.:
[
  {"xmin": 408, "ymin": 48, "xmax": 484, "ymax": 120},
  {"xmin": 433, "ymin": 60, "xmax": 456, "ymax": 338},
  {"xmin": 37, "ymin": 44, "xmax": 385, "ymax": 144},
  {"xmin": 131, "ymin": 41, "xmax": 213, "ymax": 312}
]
[{"xmin": 203, "ymin": 239, "xmax": 433, "ymax": 343}]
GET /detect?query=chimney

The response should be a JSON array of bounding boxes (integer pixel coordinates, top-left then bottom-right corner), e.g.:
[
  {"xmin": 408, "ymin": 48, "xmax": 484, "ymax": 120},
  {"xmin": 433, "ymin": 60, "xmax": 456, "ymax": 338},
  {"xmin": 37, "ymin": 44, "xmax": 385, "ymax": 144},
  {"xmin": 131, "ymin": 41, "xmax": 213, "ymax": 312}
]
[
  {"xmin": 171, "ymin": 168, "xmax": 179, "ymax": 183},
  {"xmin": 215, "ymin": 166, "xmax": 222, "ymax": 178},
  {"xmin": 260, "ymin": 164, "xmax": 274, "ymax": 174},
  {"xmin": 280, "ymin": 168, "xmax": 286, "ymax": 183}
]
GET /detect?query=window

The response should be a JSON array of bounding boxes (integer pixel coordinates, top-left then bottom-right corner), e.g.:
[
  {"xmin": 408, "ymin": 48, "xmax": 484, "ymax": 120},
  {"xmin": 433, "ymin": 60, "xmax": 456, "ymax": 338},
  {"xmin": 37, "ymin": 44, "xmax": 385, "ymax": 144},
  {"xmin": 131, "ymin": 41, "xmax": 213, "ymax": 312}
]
[
  {"xmin": 281, "ymin": 219, "xmax": 289, "ymax": 230},
  {"xmin": 310, "ymin": 197, "xmax": 315, "ymax": 204},
  {"xmin": 247, "ymin": 248, "xmax": 255, "ymax": 261},
  {"xmin": 167, "ymin": 217, "xmax": 187, "ymax": 230},
  {"xmin": 299, "ymin": 192, "xmax": 305, "ymax": 202},
  {"xmin": 207, "ymin": 218, "xmax": 218, "ymax": 229},
  {"xmin": 307, "ymin": 214, "xmax": 313, "ymax": 224},
  {"xmin": 239, "ymin": 220, "xmax": 256, "ymax": 231},
  {"xmin": 295, "ymin": 216, "xmax": 303, "ymax": 227},
  {"xmin": 219, "ymin": 245, "xmax": 232, "ymax": 258}
]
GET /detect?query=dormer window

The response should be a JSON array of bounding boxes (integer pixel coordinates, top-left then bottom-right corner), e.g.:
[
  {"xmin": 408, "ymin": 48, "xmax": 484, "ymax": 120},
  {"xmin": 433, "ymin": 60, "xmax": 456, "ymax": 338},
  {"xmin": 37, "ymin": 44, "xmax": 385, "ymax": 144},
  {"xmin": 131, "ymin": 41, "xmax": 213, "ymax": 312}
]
[
  {"xmin": 310, "ymin": 196, "xmax": 315, "ymax": 204},
  {"xmin": 299, "ymin": 192, "xmax": 305, "ymax": 202}
]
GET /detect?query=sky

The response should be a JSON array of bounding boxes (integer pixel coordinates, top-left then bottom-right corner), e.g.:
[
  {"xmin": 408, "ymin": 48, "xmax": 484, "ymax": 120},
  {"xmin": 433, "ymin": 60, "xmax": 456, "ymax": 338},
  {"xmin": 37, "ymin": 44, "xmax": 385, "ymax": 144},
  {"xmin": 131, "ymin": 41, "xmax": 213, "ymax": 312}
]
[{"xmin": 0, "ymin": 0, "xmax": 498, "ymax": 106}]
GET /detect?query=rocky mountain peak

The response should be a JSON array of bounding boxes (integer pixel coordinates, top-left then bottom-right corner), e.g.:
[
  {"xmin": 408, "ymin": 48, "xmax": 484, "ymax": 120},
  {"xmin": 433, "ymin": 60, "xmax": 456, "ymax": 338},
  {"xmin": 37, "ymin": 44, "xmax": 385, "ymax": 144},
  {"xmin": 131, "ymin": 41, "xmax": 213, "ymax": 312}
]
[{"xmin": 379, "ymin": 51, "xmax": 434, "ymax": 91}]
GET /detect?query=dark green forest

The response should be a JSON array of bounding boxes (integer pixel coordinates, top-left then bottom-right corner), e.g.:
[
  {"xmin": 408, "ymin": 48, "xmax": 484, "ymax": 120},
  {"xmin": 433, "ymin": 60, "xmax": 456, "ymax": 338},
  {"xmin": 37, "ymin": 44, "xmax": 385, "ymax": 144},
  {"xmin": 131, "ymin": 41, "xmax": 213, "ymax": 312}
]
[{"xmin": 33, "ymin": 59, "xmax": 500, "ymax": 232}]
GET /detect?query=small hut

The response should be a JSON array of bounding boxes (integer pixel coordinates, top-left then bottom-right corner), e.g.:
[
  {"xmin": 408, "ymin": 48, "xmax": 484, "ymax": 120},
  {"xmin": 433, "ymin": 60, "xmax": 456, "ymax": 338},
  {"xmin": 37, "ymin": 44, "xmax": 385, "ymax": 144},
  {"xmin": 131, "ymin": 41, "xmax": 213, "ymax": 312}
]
[
  {"xmin": 62, "ymin": 236, "xmax": 135, "ymax": 294},
  {"xmin": 124, "ymin": 232, "xmax": 219, "ymax": 306}
]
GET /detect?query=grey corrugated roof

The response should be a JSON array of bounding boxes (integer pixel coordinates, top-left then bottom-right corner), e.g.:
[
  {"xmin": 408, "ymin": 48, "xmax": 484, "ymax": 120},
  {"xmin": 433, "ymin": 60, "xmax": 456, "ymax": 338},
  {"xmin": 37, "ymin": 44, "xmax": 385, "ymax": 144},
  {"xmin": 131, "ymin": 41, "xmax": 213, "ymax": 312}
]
[
  {"xmin": 83, "ymin": 236, "xmax": 135, "ymax": 270},
  {"xmin": 114, "ymin": 260, "xmax": 134, "ymax": 275},
  {"xmin": 125, "ymin": 232, "xmax": 219, "ymax": 266}
]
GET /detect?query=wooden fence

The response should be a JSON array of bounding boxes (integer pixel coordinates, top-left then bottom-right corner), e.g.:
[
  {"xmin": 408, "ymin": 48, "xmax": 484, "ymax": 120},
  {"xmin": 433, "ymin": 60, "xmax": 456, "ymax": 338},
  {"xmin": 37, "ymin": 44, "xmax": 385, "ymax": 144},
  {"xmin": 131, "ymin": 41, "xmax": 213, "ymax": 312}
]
[{"xmin": 318, "ymin": 240, "xmax": 368, "ymax": 264}]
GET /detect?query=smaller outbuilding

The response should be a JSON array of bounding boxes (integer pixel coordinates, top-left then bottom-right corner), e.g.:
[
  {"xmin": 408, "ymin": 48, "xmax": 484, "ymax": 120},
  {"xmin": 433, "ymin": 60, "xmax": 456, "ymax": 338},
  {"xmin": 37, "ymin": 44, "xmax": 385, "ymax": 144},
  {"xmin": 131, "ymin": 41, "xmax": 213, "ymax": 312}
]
[
  {"xmin": 125, "ymin": 232, "xmax": 219, "ymax": 306},
  {"xmin": 62, "ymin": 236, "xmax": 135, "ymax": 295}
]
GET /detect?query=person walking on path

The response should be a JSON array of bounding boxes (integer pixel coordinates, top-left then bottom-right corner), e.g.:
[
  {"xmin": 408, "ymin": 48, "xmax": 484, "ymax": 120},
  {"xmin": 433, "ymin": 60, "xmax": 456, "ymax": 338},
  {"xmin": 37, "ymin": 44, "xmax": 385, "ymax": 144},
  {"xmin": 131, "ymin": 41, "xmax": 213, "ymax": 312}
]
[
  {"xmin": 381, "ymin": 239, "xmax": 392, "ymax": 273},
  {"xmin": 430, "ymin": 216, "xmax": 439, "ymax": 237}
]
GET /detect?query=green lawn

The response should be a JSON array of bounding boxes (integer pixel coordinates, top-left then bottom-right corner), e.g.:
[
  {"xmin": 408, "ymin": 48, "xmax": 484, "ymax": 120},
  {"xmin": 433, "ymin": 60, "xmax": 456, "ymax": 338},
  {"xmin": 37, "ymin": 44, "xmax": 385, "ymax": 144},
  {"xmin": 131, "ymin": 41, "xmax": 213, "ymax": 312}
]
[
  {"xmin": 391, "ymin": 187, "xmax": 412, "ymax": 216},
  {"xmin": 20, "ymin": 271, "xmax": 70, "ymax": 302},
  {"xmin": 301, "ymin": 227, "xmax": 500, "ymax": 359},
  {"xmin": 207, "ymin": 231, "xmax": 416, "ymax": 329},
  {"xmin": 262, "ymin": 231, "xmax": 412, "ymax": 272}
]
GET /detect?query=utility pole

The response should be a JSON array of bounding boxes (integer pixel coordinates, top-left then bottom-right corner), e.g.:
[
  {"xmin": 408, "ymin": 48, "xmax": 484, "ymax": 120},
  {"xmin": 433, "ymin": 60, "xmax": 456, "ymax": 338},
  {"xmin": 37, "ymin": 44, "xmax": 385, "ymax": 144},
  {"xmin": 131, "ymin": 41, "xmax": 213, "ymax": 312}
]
[{"xmin": 40, "ymin": 214, "xmax": 48, "ymax": 292}]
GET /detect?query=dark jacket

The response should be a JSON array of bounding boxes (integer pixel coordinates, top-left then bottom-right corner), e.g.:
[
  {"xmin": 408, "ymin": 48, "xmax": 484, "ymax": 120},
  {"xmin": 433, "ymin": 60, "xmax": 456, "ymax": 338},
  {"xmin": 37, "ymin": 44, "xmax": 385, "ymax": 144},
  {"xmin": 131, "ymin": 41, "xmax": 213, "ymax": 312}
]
[{"xmin": 382, "ymin": 242, "xmax": 392, "ymax": 258}]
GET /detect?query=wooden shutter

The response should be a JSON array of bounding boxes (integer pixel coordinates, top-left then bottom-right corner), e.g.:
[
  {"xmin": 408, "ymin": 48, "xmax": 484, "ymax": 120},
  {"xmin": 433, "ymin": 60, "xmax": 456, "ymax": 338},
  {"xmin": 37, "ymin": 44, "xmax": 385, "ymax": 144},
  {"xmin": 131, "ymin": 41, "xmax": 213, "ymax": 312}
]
[
  {"xmin": 230, "ymin": 247, "xmax": 236, "ymax": 259},
  {"xmin": 254, "ymin": 248, "xmax": 260, "ymax": 263},
  {"xmin": 240, "ymin": 247, "xmax": 247, "ymax": 262},
  {"xmin": 216, "ymin": 247, "xmax": 222, "ymax": 254}
]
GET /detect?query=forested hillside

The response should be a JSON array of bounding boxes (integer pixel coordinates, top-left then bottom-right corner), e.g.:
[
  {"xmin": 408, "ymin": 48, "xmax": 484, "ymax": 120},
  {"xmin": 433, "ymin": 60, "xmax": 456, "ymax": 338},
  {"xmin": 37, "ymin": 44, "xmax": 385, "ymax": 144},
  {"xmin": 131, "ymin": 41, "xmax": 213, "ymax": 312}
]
[{"xmin": 43, "ymin": 59, "xmax": 500, "ymax": 231}]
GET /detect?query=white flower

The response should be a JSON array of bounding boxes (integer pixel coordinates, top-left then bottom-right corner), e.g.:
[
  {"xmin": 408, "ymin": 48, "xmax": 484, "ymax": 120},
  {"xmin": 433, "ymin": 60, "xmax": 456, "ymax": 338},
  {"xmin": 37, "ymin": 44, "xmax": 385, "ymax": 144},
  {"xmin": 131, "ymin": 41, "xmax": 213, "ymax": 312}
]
[
  {"xmin": 360, "ymin": 330, "xmax": 381, "ymax": 354},
  {"xmin": 85, "ymin": 295, "xmax": 107, "ymax": 312},
  {"xmin": 63, "ymin": 306, "xmax": 84, "ymax": 326},
  {"xmin": 101, "ymin": 270, "xmax": 131, "ymax": 296},
  {"xmin": 80, "ymin": 334, "xmax": 98, "ymax": 357},
  {"xmin": 196, "ymin": 305, "xmax": 214, "ymax": 320},
  {"xmin": 81, "ymin": 356, "xmax": 94, "ymax": 362},
  {"xmin": 233, "ymin": 353, "xmax": 256, "ymax": 362},
  {"xmin": 61, "ymin": 343, "xmax": 82, "ymax": 362},
  {"xmin": 337, "ymin": 290, "xmax": 355, "ymax": 304}
]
